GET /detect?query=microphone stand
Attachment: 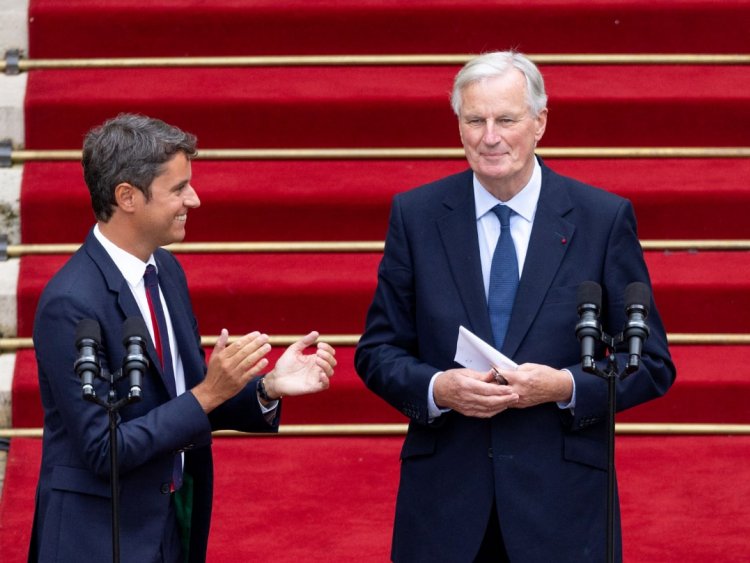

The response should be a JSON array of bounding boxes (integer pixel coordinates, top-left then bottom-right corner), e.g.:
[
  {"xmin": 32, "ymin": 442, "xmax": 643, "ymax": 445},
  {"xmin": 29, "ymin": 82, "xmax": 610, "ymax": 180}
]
[
  {"xmin": 585, "ymin": 332, "xmax": 618, "ymax": 563},
  {"xmin": 577, "ymin": 281, "xmax": 651, "ymax": 563},
  {"xmin": 582, "ymin": 331, "xmax": 636, "ymax": 563},
  {"xmin": 82, "ymin": 367, "xmax": 142, "ymax": 563}
]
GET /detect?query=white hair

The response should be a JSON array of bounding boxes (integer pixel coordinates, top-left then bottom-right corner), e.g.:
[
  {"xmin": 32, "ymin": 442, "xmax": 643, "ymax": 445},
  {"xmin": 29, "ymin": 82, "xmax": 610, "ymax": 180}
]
[{"xmin": 451, "ymin": 51, "xmax": 548, "ymax": 117}]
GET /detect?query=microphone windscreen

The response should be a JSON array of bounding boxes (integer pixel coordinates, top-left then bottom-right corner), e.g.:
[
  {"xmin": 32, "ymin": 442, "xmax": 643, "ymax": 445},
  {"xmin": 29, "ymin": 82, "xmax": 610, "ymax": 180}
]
[
  {"xmin": 75, "ymin": 318, "xmax": 101, "ymax": 345},
  {"xmin": 625, "ymin": 282, "xmax": 651, "ymax": 315},
  {"xmin": 122, "ymin": 316, "xmax": 149, "ymax": 343},
  {"xmin": 577, "ymin": 281, "xmax": 602, "ymax": 309}
]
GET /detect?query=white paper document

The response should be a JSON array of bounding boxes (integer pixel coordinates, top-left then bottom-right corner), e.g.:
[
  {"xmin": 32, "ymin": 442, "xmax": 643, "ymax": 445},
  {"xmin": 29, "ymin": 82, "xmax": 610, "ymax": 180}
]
[{"xmin": 454, "ymin": 325, "xmax": 518, "ymax": 372}]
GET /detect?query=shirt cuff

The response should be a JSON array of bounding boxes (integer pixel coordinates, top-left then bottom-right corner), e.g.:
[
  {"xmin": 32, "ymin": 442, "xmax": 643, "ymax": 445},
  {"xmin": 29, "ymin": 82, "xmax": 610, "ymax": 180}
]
[
  {"xmin": 258, "ymin": 396, "xmax": 279, "ymax": 424},
  {"xmin": 556, "ymin": 369, "xmax": 576, "ymax": 410},
  {"xmin": 428, "ymin": 372, "xmax": 452, "ymax": 421}
]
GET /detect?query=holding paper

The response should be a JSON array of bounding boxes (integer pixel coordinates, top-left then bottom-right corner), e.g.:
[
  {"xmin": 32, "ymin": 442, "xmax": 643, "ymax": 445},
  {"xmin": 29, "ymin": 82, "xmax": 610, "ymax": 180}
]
[
  {"xmin": 454, "ymin": 325, "xmax": 518, "ymax": 381},
  {"xmin": 354, "ymin": 50, "xmax": 674, "ymax": 562}
]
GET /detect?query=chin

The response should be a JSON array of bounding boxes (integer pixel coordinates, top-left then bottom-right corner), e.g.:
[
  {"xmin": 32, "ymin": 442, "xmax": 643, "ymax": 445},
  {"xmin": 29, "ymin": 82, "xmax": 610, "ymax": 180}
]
[
  {"xmin": 165, "ymin": 232, "xmax": 187, "ymax": 246},
  {"xmin": 479, "ymin": 166, "xmax": 512, "ymax": 180}
]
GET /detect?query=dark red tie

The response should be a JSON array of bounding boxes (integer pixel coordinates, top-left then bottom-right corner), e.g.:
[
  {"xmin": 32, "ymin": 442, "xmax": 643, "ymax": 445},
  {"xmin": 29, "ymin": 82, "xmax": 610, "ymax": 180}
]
[{"xmin": 144, "ymin": 264, "xmax": 182, "ymax": 490}]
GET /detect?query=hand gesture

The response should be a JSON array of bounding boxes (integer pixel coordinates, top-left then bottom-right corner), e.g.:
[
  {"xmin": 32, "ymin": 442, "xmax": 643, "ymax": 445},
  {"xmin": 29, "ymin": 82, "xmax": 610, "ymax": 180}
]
[
  {"xmin": 433, "ymin": 368, "xmax": 519, "ymax": 418},
  {"xmin": 192, "ymin": 330, "xmax": 271, "ymax": 413},
  {"xmin": 496, "ymin": 363, "xmax": 574, "ymax": 408},
  {"xmin": 262, "ymin": 331, "xmax": 336, "ymax": 399}
]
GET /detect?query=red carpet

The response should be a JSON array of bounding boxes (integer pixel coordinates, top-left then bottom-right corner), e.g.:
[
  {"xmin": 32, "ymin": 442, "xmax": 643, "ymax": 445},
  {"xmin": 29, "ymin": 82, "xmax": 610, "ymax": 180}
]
[
  {"xmin": 10, "ymin": 348, "xmax": 409, "ymax": 428},
  {"xmin": 3, "ymin": 436, "xmax": 750, "ymax": 562},
  {"xmin": 11, "ymin": 344, "xmax": 750, "ymax": 429},
  {"xmin": 24, "ymin": 65, "xmax": 750, "ymax": 149},
  {"xmin": 20, "ymin": 159, "xmax": 750, "ymax": 243},
  {"xmin": 15, "ymin": 251, "xmax": 750, "ymax": 339},
  {"xmin": 6, "ymin": 1, "xmax": 750, "ymax": 560},
  {"xmin": 28, "ymin": 0, "xmax": 750, "ymax": 57}
]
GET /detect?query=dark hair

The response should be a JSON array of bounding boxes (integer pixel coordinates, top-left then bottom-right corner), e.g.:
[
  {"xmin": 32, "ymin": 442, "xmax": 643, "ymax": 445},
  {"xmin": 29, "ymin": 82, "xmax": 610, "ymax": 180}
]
[{"xmin": 82, "ymin": 113, "xmax": 198, "ymax": 221}]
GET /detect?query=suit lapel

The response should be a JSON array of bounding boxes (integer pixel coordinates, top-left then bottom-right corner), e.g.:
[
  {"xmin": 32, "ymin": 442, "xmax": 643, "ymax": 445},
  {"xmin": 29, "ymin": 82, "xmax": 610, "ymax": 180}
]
[
  {"xmin": 503, "ymin": 165, "xmax": 575, "ymax": 357},
  {"xmin": 155, "ymin": 255, "xmax": 204, "ymax": 389},
  {"xmin": 436, "ymin": 172, "xmax": 496, "ymax": 344},
  {"xmin": 84, "ymin": 231, "xmax": 177, "ymax": 392},
  {"xmin": 83, "ymin": 229, "xmax": 147, "ymax": 333}
]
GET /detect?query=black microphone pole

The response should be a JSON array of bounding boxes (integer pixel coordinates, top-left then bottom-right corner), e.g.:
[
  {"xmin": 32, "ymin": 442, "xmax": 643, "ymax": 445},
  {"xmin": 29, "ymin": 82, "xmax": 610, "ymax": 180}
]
[
  {"xmin": 604, "ymin": 348, "xmax": 617, "ymax": 563},
  {"xmin": 576, "ymin": 282, "xmax": 617, "ymax": 562},
  {"xmin": 74, "ymin": 317, "xmax": 147, "ymax": 563},
  {"xmin": 576, "ymin": 281, "xmax": 651, "ymax": 563}
]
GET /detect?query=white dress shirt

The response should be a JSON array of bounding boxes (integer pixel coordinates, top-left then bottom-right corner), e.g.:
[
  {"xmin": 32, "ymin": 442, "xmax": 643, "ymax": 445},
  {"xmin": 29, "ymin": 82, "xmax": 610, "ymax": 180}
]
[
  {"xmin": 428, "ymin": 159, "xmax": 574, "ymax": 419},
  {"xmin": 94, "ymin": 225, "xmax": 186, "ymax": 395},
  {"xmin": 93, "ymin": 225, "xmax": 278, "ymax": 416}
]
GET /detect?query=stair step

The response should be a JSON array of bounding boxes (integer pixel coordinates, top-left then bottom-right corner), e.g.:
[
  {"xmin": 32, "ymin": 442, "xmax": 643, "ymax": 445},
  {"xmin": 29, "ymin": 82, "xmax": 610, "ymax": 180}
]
[
  {"xmin": 10, "ymin": 343, "xmax": 750, "ymax": 428},
  {"xmin": 2, "ymin": 436, "xmax": 750, "ymax": 561},
  {"xmin": 28, "ymin": 0, "xmax": 750, "ymax": 58},
  {"xmin": 15, "ymin": 251, "xmax": 750, "ymax": 337},
  {"xmin": 24, "ymin": 65, "xmax": 750, "ymax": 149},
  {"xmin": 19, "ymin": 159, "xmax": 750, "ymax": 243}
]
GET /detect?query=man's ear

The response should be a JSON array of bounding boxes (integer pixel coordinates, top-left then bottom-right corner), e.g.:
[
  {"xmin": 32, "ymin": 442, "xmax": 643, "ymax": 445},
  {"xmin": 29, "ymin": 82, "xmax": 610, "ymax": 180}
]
[
  {"xmin": 114, "ymin": 182, "xmax": 138, "ymax": 213},
  {"xmin": 534, "ymin": 108, "xmax": 548, "ymax": 144}
]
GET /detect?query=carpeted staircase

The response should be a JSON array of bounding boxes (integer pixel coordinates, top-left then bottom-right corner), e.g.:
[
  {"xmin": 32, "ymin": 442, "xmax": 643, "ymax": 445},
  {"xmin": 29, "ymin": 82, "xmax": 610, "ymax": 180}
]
[{"xmin": 2, "ymin": 1, "xmax": 750, "ymax": 561}]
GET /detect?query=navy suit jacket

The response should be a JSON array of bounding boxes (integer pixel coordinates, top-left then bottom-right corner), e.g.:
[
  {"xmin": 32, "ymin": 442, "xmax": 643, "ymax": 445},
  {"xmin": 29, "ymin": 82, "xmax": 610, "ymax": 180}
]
[
  {"xmin": 29, "ymin": 230, "xmax": 278, "ymax": 563},
  {"xmin": 355, "ymin": 161, "xmax": 675, "ymax": 562}
]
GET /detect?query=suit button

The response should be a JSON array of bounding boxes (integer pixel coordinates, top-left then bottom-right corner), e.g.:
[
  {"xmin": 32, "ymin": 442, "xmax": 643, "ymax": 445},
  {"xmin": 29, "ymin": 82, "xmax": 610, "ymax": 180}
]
[
  {"xmin": 160, "ymin": 483, "xmax": 171, "ymax": 495},
  {"xmin": 488, "ymin": 448, "xmax": 493, "ymax": 458}
]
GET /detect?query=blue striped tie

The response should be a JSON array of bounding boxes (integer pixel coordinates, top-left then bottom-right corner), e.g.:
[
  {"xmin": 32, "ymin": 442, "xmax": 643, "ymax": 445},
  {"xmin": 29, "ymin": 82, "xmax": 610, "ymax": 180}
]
[{"xmin": 488, "ymin": 205, "xmax": 519, "ymax": 350}]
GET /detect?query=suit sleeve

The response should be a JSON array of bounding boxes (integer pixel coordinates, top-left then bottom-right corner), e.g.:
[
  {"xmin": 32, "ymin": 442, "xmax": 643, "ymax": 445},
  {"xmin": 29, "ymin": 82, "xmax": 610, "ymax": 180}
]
[
  {"xmin": 565, "ymin": 199, "xmax": 676, "ymax": 431},
  {"xmin": 34, "ymin": 288, "xmax": 214, "ymax": 480},
  {"xmin": 159, "ymin": 250, "xmax": 279, "ymax": 434},
  {"xmin": 355, "ymin": 196, "xmax": 438, "ymax": 425}
]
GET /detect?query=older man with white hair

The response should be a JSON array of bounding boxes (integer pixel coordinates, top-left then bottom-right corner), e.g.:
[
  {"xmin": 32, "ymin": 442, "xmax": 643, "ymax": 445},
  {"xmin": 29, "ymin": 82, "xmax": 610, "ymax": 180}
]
[{"xmin": 356, "ymin": 51, "xmax": 675, "ymax": 562}]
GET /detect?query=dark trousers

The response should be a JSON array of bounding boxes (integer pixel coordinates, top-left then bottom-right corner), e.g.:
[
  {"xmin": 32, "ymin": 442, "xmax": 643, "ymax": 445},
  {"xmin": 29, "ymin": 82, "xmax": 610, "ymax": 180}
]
[
  {"xmin": 474, "ymin": 502, "xmax": 510, "ymax": 562},
  {"xmin": 157, "ymin": 498, "xmax": 184, "ymax": 563}
]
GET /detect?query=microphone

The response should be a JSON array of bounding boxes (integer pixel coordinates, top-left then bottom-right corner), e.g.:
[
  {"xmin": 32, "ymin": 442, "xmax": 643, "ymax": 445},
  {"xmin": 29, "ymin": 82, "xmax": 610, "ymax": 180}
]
[
  {"xmin": 122, "ymin": 317, "xmax": 149, "ymax": 401},
  {"xmin": 576, "ymin": 281, "xmax": 603, "ymax": 373},
  {"xmin": 74, "ymin": 318, "xmax": 101, "ymax": 399},
  {"xmin": 624, "ymin": 282, "xmax": 651, "ymax": 373}
]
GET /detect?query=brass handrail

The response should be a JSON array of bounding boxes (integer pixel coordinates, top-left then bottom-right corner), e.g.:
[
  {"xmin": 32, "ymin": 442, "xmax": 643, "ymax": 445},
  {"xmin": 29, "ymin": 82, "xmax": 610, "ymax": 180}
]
[
  {"xmin": 5, "ymin": 241, "xmax": 386, "ymax": 256},
  {"xmin": 2, "ymin": 53, "xmax": 750, "ymax": 73},
  {"xmin": 5, "ymin": 239, "xmax": 750, "ymax": 258},
  {"xmin": 0, "ymin": 335, "xmax": 359, "ymax": 351},
  {"xmin": 2, "ymin": 333, "xmax": 749, "ymax": 352},
  {"xmin": 2, "ymin": 422, "xmax": 750, "ymax": 438},
  {"xmin": 8, "ymin": 146, "xmax": 750, "ymax": 163}
]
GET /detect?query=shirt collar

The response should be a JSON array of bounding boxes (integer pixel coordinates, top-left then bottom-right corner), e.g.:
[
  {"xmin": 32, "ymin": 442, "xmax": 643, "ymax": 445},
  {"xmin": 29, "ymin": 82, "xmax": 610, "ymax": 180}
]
[
  {"xmin": 93, "ymin": 224, "xmax": 156, "ymax": 286},
  {"xmin": 473, "ymin": 157, "xmax": 542, "ymax": 223}
]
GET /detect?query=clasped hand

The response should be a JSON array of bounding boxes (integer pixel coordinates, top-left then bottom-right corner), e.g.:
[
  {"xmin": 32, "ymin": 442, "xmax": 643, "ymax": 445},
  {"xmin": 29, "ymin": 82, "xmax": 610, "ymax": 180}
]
[{"xmin": 433, "ymin": 363, "xmax": 573, "ymax": 418}]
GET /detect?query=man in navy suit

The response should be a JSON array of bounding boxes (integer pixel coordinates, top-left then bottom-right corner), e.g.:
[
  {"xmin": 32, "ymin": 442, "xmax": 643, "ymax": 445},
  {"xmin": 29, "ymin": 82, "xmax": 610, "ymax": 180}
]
[
  {"xmin": 355, "ymin": 51, "xmax": 675, "ymax": 562},
  {"xmin": 29, "ymin": 114, "xmax": 337, "ymax": 563}
]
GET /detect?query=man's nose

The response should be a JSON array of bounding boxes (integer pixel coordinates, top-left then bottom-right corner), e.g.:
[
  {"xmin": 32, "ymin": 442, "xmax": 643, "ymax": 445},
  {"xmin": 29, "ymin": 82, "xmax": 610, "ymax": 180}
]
[
  {"xmin": 482, "ymin": 121, "xmax": 501, "ymax": 145},
  {"xmin": 185, "ymin": 185, "xmax": 201, "ymax": 208}
]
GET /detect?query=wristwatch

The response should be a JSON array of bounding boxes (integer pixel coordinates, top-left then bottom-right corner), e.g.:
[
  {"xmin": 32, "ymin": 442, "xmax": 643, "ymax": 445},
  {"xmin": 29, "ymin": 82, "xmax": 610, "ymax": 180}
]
[{"xmin": 257, "ymin": 376, "xmax": 273, "ymax": 402}]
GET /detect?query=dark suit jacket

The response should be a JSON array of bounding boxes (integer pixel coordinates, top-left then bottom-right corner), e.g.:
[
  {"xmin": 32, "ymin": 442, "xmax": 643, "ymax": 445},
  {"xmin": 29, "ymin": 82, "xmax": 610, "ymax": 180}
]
[
  {"xmin": 355, "ymin": 161, "xmax": 675, "ymax": 562},
  {"xmin": 29, "ymin": 229, "xmax": 278, "ymax": 563}
]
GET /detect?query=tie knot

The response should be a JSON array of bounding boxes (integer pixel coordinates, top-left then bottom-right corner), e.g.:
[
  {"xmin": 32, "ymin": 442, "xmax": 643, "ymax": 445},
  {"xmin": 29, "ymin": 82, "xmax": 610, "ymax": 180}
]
[
  {"xmin": 492, "ymin": 204, "xmax": 513, "ymax": 228},
  {"xmin": 144, "ymin": 264, "xmax": 159, "ymax": 288}
]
